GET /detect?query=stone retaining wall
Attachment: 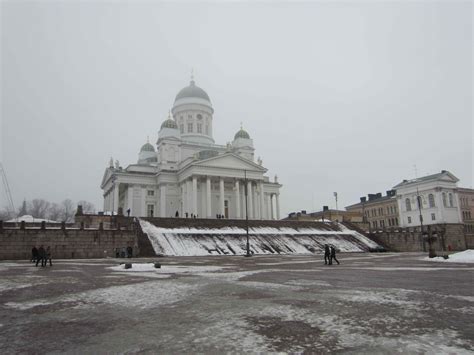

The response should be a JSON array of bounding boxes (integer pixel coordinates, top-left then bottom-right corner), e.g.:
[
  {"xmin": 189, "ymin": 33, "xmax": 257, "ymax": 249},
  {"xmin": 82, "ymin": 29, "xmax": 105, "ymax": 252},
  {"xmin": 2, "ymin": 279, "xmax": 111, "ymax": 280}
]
[
  {"xmin": 369, "ymin": 223, "xmax": 467, "ymax": 252},
  {"xmin": 0, "ymin": 228, "xmax": 138, "ymax": 260}
]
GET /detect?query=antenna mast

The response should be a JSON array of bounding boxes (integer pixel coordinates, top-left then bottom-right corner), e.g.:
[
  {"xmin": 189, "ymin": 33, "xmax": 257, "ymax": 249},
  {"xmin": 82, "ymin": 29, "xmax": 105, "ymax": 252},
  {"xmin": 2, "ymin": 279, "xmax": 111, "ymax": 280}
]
[{"xmin": 0, "ymin": 163, "xmax": 16, "ymax": 217}]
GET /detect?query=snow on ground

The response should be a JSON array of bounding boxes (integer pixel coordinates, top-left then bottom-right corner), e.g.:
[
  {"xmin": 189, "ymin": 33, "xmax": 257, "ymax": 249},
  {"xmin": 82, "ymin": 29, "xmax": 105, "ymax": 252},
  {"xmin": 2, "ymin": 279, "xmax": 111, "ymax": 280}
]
[
  {"xmin": 109, "ymin": 263, "xmax": 228, "ymax": 274},
  {"xmin": 424, "ymin": 250, "xmax": 474, "ymax": 263},
  {"xmin": 140, "ymin": 220, "xmax": 380, "ymax": 256}
]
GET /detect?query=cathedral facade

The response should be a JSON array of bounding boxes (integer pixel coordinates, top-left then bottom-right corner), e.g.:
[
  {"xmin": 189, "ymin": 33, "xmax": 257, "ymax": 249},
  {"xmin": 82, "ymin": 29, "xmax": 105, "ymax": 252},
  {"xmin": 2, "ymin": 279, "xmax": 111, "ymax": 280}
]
[{"xmin": 100, "ymin": 77, "xmax": 282, "ymax": 219}]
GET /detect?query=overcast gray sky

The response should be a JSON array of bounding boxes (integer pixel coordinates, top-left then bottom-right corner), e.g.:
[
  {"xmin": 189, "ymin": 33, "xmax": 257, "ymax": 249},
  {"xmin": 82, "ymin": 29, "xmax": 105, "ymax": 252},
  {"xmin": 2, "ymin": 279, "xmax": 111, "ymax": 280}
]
[{"xmin": 1, "ymin": 1, "xmax": 472, "ymax": 216}]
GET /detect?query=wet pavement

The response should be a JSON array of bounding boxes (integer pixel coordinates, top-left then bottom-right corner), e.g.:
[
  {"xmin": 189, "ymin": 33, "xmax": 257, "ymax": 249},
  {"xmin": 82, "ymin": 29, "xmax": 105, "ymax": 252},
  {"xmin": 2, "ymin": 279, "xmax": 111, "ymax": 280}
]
[{"xmin": 0, "ymin": 253, "xmax": 473, "ymax": 354}]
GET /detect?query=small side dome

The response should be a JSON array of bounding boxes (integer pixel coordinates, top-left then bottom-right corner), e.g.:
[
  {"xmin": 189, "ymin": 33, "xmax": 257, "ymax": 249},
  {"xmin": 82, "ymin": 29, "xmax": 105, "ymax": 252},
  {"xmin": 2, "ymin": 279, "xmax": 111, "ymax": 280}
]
[
  {"xmin": 234, "ymin": 128, "xmax": 250, "ymax": 140},
  {"xmin": 140, "ymin": 142, "xmax": 155, "ymax": 152},
  {"xmin": 161, "ymin": 118, "xmax": 178, "ymax": 129}
]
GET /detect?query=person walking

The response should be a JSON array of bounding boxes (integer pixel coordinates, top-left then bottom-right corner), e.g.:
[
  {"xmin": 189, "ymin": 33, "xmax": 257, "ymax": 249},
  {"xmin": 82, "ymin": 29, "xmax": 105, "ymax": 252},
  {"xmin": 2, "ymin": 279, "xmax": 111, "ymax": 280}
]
[
  {"xmin": 45, "ymin": 246, "xmax": 52, "ymax": 266},
  {"xmin": 36, "ymin": 245, "xmax": 46, "ymax": 267},
  {"xmin": 330, "ymin": 245, "xmax": 340, "ymax": 265},
  {"xmin": 324, "ymin": 244, "xmax": 331, "ymax": 265},
  {"xmin": 31, "ymin": 246, "xmax": 38, "ymax": 263}
]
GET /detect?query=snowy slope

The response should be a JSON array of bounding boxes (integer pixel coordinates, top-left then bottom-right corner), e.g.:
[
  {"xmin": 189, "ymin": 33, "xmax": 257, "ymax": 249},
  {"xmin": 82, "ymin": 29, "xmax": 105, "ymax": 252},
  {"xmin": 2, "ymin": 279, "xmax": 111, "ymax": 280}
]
[
  {"xmin": 139, "ymin": 220, "xmax": 380, "ymax": 256},
  {"xmin": 424, "ymin": 250, "xmax": 474, "ymax": 263}
]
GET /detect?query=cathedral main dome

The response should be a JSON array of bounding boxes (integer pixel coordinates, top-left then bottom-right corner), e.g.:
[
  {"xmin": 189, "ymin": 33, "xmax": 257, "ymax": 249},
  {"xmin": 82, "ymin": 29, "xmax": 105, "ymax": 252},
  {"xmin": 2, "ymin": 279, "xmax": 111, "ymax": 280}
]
[{"xmin": 174, "ymin": 80, "xmax": 211, "ymax": 103}]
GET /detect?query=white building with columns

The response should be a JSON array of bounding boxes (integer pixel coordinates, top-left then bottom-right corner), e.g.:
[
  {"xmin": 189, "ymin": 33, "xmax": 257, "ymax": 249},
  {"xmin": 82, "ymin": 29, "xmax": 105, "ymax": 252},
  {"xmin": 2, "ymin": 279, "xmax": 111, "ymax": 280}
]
[
  {"xmin": 393, "ymin": 170, "xmax": 463, "ymax": 227},
  {"xmin": 100, "ymin": 77, "xmax": 282, "ymax": 219}
]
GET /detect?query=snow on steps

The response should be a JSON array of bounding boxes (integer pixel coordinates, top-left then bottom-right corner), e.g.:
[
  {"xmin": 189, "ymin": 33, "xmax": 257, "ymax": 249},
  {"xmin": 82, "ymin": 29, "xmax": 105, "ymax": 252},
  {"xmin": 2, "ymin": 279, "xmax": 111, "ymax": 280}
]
[{"xmin": 139, "ymin": 218, "xmax": 380, "ymax": 256}]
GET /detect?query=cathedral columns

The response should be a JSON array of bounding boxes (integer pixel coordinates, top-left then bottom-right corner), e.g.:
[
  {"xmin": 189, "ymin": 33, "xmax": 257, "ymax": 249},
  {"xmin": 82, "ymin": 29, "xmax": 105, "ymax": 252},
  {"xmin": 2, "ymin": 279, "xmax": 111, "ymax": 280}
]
[
  {"xmin": 219, "ymin": 178, "xmax": 225, "ymax": 216},
  {"xmin": 270, "ymin": 193, "xmax": 275, "ymax": 220},
  {"xmin": 235, "ymin": 180, "xmax": 241, "ymax": 218},
  {"xmin": 259, "ymin": 182, "xmax": 265, "ymax": 220},
  {"xmin": 206, "ymin": 177, "xmax": 212, "ymax": 218},
  {"xmin": 127, "ymin": 185, "xmax": 133, "ymax": 215},
  {"xmin": 247, "ymin": 181, "xmax": 253, "ymax": 218},
  {"xmin": 186, "ymin": 179, "xmax": 192, "ymax": 216},
  {"xmin": 113, "ymin": 183, "xmax": 120, "ymax": 214},
  {"xmin": 275, "ymin": 193, "xmax": 280, "ymax": 220},
  {"xmin": 181, "ymin": 183, "xmax": 186, "ymax": 217},
  {"xmin": 192, "ymin": 176, "xmax": 198, "ymax": 216},
  {"xmin": 160, "ymin": 185, "xmax": 167, "ymax": 217}
]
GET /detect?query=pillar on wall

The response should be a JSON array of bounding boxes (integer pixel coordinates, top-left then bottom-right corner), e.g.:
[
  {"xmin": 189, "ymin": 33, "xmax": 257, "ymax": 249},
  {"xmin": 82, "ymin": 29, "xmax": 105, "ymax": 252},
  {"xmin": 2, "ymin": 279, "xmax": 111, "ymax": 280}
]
[
  {"xmin": 186, "ymin": 179, "xmax": 192, "ymax": 216},
  {"xmin": 192, "ymin": 176, "xmax": 198, "ymax": 216},
  {"xmin": 247, "ymin": 181, "xmax": 253, "ymax": 219},
  {"xmin": 270, "ymin": 193, "xmax": 274, "ymax": 220},
  {"xmin": 112, "ymin": 183, "xmax": 120, "ymax": 214},
  {"xmin": 219, "ymin": 178, "xmax": 225, "ymax": 216},
  {"xmin": 206, "ymin": 177, "xmax": 212, "ymax": 218},
  {"xmin": 127, "ymin": 185, "xmax": 133, "ymax": 216},
  {"xmin": 259, "ymin": 182, "xmax": 265, "ymax": 220},
  {"xmin": 235, "ymin": 180, "xmax": 241, "ymax": 219},
  {"xmin": 141, "ymin": 187, "xmax": 147, "ymax": 217},
  {"xmin": 276, "ymin": 193, "xmax": 280, "ymax": 220},
  {"xmin": 160, "ymin": 184, "xmax": 166, "ymax": 217},
  {"xmin": 181, "ymin": 183, "xmax": 186, "ymax": 217}
]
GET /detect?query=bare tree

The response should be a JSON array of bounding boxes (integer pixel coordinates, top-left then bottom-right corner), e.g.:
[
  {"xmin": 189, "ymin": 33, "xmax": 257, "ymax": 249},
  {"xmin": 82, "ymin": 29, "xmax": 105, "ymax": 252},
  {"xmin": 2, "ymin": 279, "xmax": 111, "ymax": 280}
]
[
  {"xmin": 28, "ymin": 199, "xmax": 51, "ymax": 219},
  {"xmin": 0, "ymin": 207, "xmax": 13, "ymax": 221},
  {"xmin": 77, "ymin": 200, "xmax": 96, "ymax": 214},
  {"xmin": 18, "ymin": 200, "xmax": 28, "ymax": 216},
  {"xmin": 47, "ymin": 203, "xmax": 62, "ymax": 222},
  {"xmin": 61, "ymin": 199, "xmax": 75, "ymax": 222}
]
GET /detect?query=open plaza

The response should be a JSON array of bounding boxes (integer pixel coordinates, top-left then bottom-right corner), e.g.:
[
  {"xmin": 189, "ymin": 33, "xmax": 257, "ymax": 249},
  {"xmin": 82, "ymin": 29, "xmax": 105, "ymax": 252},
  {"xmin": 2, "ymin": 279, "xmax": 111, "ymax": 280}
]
[{"xmin": 1, "ymin": 252, "xmax": 473, "ymax": 354}]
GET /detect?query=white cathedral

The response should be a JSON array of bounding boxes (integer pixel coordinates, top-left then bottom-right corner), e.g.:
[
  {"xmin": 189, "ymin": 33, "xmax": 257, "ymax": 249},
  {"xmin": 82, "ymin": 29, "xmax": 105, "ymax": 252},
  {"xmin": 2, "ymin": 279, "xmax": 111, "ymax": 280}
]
[{"xmin": 101, "ymin": 77, "xmax": 282, "ymax": 219}]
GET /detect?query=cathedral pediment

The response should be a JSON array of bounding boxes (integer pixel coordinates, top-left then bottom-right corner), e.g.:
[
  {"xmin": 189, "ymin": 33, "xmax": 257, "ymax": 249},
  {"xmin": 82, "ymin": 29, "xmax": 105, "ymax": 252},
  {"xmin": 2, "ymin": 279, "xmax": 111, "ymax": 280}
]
[{"xmin": 190, "ymin": 153, "xmax": 267, "ymax": 172}]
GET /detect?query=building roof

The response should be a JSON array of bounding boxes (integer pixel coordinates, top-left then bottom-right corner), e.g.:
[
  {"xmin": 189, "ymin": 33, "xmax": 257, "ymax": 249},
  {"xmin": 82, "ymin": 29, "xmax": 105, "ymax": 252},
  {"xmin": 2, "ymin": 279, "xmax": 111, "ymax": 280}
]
[
  {"xmin": 345, "ymin": 195, "xmax": 396, "ymax": 209},
  {"xmin": 175, "ymin": 80, "xmax": 211, "ymax": 102},
  {"xmin": 140, "ymin": 142, "xmax": 155, "ymax": 152},
  {"xmin": 393, "ymin": 170, "xmax": 459, "ymax": 189},
  {"xmin": 234, "ymin": 128, "xmax": 250, "ymax": 140},
  {"xmin": 161, "ymin": 118, "xmax": 178, "ymax": 129}
]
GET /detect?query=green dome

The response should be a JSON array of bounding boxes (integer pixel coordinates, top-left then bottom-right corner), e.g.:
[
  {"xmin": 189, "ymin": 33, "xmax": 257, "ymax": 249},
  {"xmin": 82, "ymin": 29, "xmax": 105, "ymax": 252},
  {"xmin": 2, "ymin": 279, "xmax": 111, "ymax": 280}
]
[
  {"xmin": 161, "ymin": 118, "xmax": 178, "ymax": 129},
  {"xmin": 234, "ymin": 128, "xmax": 250, "ymax": 140},
  {"xmin": 140, "ymin": 142, "xmax": 155, "ymax": 152}
]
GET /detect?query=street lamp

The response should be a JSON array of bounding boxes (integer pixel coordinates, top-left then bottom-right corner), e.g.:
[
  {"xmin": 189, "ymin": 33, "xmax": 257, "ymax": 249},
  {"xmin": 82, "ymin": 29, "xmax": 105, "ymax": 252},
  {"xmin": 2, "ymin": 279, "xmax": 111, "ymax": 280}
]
[{"xmin": 244, "ymin": 170, "xmax": 251, "ymax": 257}]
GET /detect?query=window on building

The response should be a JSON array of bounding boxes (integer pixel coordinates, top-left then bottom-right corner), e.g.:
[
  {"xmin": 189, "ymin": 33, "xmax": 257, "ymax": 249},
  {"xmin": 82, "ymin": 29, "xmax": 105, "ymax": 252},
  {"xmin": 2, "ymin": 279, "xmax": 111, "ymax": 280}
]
[
  {"xmin": 395, "ymin": 217, "xmax": 398, "ymax": 225},
  {"xmin": 188, "ymin": 123, "xmax": 193, "ymax": 132},
  {"xmin": 387, "ymin": 207, "xmax": 390, "ymax": 215},
  {"xmin": 405, "ymin": 198, "xmax": 412, "ymax": 211},
  {"xmin": 197, "ymin": 114, "xmax": 202, "ymax": 120},
  {"xmin": 448, "ymin": 193, "xmax": 454, "ymax": 207},
  {"xmin": 428, "ymin": 194, "xmax": 435, "ymax": 208},
  {"xmin": 188, "ymin": 114, "xmax": 192, "ymax": 119},
  {"xmin": 408, "ymin": 216, "xmax": 412, "ymax": 224},
  {"xmin": 179, "ymin": 124, "xmax": 184, "ymax": 133},
  {"xmin": 205, "ymin": 125, "xmax": 209, "ymax": 135},
  {"xmin": 442, "ymin": 193, "xmax": 447, "ymax": 207},
  {"xmin": 197, "ymin": 123, "xmax": 202, "ymax": 133},
  {"xmin": 373, "ymin": 221, "xmax": 378, "ymax": 228},
  {"xmin": 431, "ymin": 213, "xmax": 436, "ymax": 221},
  {"xmin": 147, "ymin": 190, "xmax": 155, "ymax": 196}
]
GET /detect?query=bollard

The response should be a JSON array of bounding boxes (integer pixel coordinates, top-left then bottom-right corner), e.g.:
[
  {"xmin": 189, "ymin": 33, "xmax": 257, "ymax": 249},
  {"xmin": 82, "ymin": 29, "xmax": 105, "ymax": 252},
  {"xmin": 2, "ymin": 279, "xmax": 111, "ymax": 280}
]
[
  {"xmin": 124, "ymin": 263, "xmax": 132, "ymax": 269},
  {"xmin": 154, "ymin": 262, "xmax": 161, "ymax": 269}
]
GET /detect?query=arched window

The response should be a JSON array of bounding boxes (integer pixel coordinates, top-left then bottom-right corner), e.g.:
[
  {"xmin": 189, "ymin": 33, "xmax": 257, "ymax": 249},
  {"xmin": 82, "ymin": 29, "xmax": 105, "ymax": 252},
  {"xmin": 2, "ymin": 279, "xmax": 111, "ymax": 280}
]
[
  {"xmin": 442, "ymin": 193, "xmax": 447, "ymax": 207},
  {"xmin": 448, "ymin": 193, "xmax": 454, "ymax": 207},
  {"xmin": 405, "ymin": 198, "xmax": 412, "ymax": 211},
  {"xmin": 428, "ymin": 194, "xmax": 435, "ymax": 208}
]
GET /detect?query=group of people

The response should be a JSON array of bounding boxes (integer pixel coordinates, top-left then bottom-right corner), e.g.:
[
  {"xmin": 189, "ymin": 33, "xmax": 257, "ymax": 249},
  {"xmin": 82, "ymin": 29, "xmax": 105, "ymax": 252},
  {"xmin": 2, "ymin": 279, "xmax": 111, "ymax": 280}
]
[
  {"xmin": 324, "ymin": 244, "xmax": 340, "ymax": 265},
  {"xmin": 31, "ymin": 245, "xmax": 52, "ymax": 267},
  {"xmin": 115, "ymin": 246, "xmax": 133, "ymax": 258}
]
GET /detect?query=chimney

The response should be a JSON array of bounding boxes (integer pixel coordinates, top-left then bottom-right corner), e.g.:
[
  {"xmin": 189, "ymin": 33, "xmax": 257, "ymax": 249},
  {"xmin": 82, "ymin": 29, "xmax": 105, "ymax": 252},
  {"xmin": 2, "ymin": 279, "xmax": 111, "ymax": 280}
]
[
  {"xmin": 360, "ymin": 197, "xmax": 367, "ymax": 203},
  {"xmin": 323, "ymin": 206, "xmax": 329, "ymax": 211},
  {"xmin": 376, "ymin": 193, "xmax": 382, "ymax": 198},
  {"xmin": 368, "ymin": 194, "xmax": 376, "ymax": 201}
]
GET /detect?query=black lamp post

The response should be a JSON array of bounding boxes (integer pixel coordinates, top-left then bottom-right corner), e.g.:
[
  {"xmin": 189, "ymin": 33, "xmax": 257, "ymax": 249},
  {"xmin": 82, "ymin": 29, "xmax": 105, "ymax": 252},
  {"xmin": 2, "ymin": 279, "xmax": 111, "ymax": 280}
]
[{"xmin": 244, "ymin": 170, "xmax": 251, "ymax": 257}]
